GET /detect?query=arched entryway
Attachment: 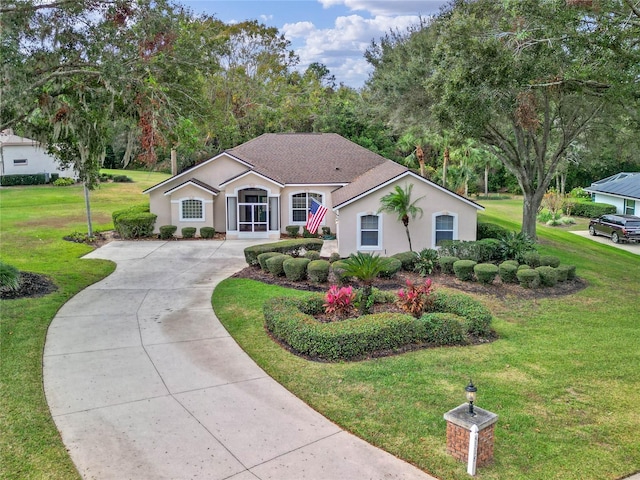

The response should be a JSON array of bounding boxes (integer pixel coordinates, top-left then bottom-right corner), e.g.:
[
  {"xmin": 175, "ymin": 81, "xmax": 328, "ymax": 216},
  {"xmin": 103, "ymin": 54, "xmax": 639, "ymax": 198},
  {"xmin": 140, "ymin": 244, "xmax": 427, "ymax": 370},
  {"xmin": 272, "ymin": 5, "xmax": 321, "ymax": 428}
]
[{"xmin": 227, "ymin": 187, "xmax": 280, "ymax": 239}]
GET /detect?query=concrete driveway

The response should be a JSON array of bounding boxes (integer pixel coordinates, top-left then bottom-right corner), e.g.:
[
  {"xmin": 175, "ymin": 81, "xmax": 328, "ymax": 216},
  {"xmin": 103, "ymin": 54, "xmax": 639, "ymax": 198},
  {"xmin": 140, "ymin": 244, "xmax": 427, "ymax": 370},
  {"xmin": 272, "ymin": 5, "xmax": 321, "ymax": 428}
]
[
  {"xmin": 570, "ymin": 230, "xmax": 640, "ymax": 255},
  {"xmin": 43, "ymin": 240, "xmax": 434, "ymax": 480}
]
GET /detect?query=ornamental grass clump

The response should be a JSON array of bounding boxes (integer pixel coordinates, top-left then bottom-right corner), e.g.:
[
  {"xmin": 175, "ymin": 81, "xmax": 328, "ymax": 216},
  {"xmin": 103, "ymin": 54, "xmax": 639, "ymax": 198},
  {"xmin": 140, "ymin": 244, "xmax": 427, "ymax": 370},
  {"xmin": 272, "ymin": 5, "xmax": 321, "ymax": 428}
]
[
  {"xmin": 0, "ymin": 262, "xmax": 20, "ymax": 291},
  {"xmin": 396, "ymin": 278, "xmax": 434, "ymax": 318},
  {"xmin": 323, "ymin": 285, "xmax": 356, "ymax": 320}
]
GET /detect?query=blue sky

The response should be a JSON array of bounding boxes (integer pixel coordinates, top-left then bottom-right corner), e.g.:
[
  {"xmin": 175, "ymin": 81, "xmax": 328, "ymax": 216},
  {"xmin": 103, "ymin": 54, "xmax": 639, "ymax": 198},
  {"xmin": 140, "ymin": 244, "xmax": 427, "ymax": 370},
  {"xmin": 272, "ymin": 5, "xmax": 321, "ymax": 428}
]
[{"xmin": 179, "ymin": 1, "xmax": 448, "ymax": 88}]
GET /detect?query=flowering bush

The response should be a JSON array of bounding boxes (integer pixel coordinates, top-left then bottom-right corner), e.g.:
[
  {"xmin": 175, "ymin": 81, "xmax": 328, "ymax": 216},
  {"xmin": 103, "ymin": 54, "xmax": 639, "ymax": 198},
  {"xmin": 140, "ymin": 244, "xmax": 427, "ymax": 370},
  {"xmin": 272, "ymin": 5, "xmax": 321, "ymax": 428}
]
[
  {"xmin": 323, "ymin": 285, "xmax": 356, "ymax": 319},
  {"xmin": 396, "ymin": 278, "xmax": 434, "ymax": 318}
]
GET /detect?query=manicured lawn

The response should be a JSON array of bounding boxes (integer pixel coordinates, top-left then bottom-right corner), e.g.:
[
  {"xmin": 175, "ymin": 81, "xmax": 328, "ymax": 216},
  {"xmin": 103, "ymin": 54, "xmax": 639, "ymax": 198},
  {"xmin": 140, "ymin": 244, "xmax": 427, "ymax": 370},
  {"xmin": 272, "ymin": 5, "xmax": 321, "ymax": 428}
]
[
  {"xmin": 0, "ymin": 170, "xmax": 169, "ymax": 479},
  {"xmin": 213, "ymin": 200, "xmax": 640, "ymax": 480}
]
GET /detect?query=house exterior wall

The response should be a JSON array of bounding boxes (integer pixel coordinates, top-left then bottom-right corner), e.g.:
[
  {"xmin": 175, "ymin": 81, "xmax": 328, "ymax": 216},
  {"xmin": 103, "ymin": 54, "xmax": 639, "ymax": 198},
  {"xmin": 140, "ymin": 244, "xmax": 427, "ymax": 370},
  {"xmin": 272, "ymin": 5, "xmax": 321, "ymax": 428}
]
[
  {"xmin": 336, "ymin": 179, "xmax": 479, "ymax": 257},
  {"xmin": 167, "ymin": 184, "xmax": 215, "ymax": 236},
  {"xmin": 593, "ymin": 193, "xmax": 631, "ymax": 215},
  {"xmin": 1, "ymin": 143, "xmax": 75, "ymax": 178},
  {"xmin": 280, "ymin": 186, "xmax": 337, "ymax": 235}
]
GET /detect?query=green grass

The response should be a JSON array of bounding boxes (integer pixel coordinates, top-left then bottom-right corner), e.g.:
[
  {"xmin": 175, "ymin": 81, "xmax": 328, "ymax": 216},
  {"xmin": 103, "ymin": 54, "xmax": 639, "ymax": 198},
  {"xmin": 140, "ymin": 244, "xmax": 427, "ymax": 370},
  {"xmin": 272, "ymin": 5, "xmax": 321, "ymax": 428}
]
[
  {"xmin": 213, "ymin": 200, "xmax": 640, "ymax": 480},
  {"xmin": 0, "ymin": 169, "xmax": 169, "ymax": 479}
]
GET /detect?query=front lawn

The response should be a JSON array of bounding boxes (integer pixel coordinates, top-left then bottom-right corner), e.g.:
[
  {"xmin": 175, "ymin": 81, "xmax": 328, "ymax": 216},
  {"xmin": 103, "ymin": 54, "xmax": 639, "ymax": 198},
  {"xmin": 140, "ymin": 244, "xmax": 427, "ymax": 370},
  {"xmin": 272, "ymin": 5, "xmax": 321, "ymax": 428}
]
[
  {"xmin": 212, "ymin": 201, "xmax": 640, "ymax": 480},
  {"xmin": 0, "ymin": 170, "xmax": 169, "ymax": 479}
]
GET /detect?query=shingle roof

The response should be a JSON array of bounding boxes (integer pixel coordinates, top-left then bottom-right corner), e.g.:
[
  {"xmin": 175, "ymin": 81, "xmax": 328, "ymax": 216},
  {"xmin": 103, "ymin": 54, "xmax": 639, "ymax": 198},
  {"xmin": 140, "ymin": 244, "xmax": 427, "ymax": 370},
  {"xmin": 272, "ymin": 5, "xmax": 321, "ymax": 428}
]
[
  {"xmin": 331, "ymin": 161, "xmax": 408, "ymax": 208},
  {"xmin": 585, "ymin": 172, "xmax": 640, "ymax": 200},
  {"xmin": 164, "ymin": 178, "xmax": 220, "ymax": 196},
  {"xmin": 0, "ymin": 131, "xmax": 38, "ymax": 147},
  {"xmin": 226, "ymin": 133, "xmax": 387, "ymax": 184}
]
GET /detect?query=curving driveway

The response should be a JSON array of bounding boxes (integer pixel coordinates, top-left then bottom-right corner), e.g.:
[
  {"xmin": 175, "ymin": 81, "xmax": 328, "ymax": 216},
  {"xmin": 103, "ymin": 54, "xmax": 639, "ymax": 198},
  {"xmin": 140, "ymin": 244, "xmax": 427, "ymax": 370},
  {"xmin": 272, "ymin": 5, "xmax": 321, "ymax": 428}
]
[{"xmin": 44, "ymin": 240, "xmax": 434, "ymax": 480}]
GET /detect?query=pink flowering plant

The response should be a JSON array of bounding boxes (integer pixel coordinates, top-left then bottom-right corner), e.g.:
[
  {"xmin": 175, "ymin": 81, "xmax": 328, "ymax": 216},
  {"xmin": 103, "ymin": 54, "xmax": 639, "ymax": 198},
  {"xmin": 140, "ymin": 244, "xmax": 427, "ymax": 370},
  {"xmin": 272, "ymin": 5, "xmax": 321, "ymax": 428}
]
[
  {"xmin": 396, "ymin": 278, "xmax": 434, "ymax": 318},
  {"xmin": 323, "ymin": 285, "xmax": 356, "ymax": 319}
]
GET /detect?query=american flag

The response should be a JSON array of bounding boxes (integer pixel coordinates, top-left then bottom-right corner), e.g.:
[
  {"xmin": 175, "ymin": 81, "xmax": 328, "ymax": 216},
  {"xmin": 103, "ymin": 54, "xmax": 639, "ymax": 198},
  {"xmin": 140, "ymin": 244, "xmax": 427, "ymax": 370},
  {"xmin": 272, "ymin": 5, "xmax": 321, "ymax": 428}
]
[{"xmin": 305, "ymin": 198, "xmax": 328, "ymax": 234}]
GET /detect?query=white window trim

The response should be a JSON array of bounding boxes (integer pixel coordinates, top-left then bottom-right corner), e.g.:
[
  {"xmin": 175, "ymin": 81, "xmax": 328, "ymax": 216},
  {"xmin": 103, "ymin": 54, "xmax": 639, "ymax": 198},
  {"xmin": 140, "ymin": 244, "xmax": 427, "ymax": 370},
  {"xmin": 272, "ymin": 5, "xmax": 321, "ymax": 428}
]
[
  {"xmin": 357, "ymin": 212, "xmax": 382, "ymax": 250},
  {"xmin": 288, "ymin": 191, "xmax": 325, "ymax": 225},
  {"xmin": 432, "ymin": 211, "xmax": 458, "ymax": 247},
  {"xmin": 170, "ymin": 197, "xmax": 211, "ymax": 222}
]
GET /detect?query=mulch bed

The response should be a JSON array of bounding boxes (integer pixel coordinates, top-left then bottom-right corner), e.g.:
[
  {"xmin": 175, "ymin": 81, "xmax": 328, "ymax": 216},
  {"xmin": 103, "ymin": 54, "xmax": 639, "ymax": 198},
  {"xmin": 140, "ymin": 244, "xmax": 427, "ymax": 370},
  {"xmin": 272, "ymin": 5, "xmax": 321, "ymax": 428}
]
[
  {"xmin": 0, "ymin": 272, "xmax": 58, "ymax": 300},
  {"xmin": 232, "ymin": 264, "xmax": 588, "ymax": 300}
]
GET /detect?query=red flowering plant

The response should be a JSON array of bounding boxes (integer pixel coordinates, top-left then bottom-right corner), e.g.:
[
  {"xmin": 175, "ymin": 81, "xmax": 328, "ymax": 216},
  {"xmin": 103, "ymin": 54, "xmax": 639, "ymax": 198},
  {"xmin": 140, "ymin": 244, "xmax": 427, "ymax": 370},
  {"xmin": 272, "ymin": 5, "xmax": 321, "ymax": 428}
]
[
  {"xmin": 323, "ymin": 285, "xmax": 356, "ymax": 320},
  {"xmin": 396, "ymin": 278, "xmax": 434, "ymax": 318}
]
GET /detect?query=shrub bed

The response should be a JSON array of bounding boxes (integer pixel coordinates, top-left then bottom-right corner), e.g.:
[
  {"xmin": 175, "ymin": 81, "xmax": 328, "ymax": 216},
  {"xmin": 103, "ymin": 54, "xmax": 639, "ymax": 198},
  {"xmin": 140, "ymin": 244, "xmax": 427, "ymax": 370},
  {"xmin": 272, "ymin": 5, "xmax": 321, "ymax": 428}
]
[
  {"xmin": 283, "ymin": 257, "xmax": 311, "ymax": 281},
  {"xmin": 474, "ymin": 263, "xmax": 499, "ymax": 284},
  {"xmin": 257, "ymin": 252, "xmax": 283, "ymax": 271},
  {"xmin": 307, "ymin": 260, "xmax": 330, "ymax": 283},
  {"xmin": 265, "ymin": 254, "xmax": 292, "ymax": 276},
  {"xmin": 438, "ymin": 256, "xmax": 459, "ymax": 274},
  {"xmin": 499, "ymin": 262, "xmax": 518, "ymax": 284},
  {"xmin": 263, "ymin": 289, "xmax": 491, "ymax": 361},
  {"xmin": 453, "ymin": 260, "xmax": 477, "ymax": 281},
  {"xmin": 517, "ymin": 268, "xmax": 540, "ymax": 288},
  {"xmin": 536, "ymin": 266, "xmax": 558, "ymax": 287},
  {"xmin": 244, "ymin": 239, "xmax": 323, "ymax": 266}
]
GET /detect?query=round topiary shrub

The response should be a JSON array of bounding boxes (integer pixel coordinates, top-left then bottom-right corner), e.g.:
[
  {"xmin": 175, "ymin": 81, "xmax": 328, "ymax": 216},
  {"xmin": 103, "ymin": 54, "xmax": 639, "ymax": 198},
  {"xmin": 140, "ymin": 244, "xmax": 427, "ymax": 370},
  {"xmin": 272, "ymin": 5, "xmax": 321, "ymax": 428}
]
[
  {"xmin": 565, "ymin": 264, "xmax": 576, "ymax": 280},
  {"xmin": 453, "ymin": 260, "xmax": 477, "ymax": 281},
  {"xmin": 391, "ymin": 251, "xmax": 418, "ymax": 271},
  {"xmin": 379, "ymin": 257, "xmax": 402, "ymax": 278},
  {"xmin": 517, "ymin": 264, "xmax": 531, "ymax": 271},
  {"xmin": 181, "ymin": 227, "xmax": 197, "ymax": 238},
  {"xmin": 200, "ymin": 227, "xmax": 215, "ymax": 239},
  {"xmin": 304, "ymin": 250, "xmax": 321, "ymax": 261},
  {"xmin": 539, "ymin": 255, "xmax": 560, "ymax": 268},
  {"xmin": 474, "ymin": 263, "xmax": 499, "ymax": 284},
  {"xmin": 265, "ymin": 254, "xmax": 291, "ymax": 276},
  {"xmin": 555, "ymin": 264, "xmax": 570, "ymax": 282},
  {"xmin": 331, "ymin": 260, "xmax": 351, "ymax": 283},
  {"xmin": 438, "ymin": 256, "xmax": 459, "ymax": 274},
  {"xmin": 159, "ymin": 225, "xmax": 177, "ymax": 240},
  {"xmin": 285, "ymin": 225, "xmax": 300, "ymax": 237},
  {"xmin": 523, "ymin": 251, "xmax": 541, "ymax": 268},
  {"xmin": 307, "ymin": 259, "xmax": 330, "ymax": 283},
  {"xmin": 499, "ymin": 262, "xmax": 518, "ymax": 284},
  {"xmin": 502, "ymin": 260, "xmax": 519, "ymax": 268},
  {"xmin": 283, "ymin": 257, "xmax": 311, "ymax": 281},
  {"xmin": 517, "ymin": 268, "xmax": 540, "ymax": 288},
  {"xmin": 329, "ymin": 252, "xmax": 341, "ymax": 263},
  {"xmin": 536, "ymin": 266, "xmax": 558, "ymax": 287},
  {"xmin": 258, "ymin": 252, "xmax": 283, "ymax": 271}
]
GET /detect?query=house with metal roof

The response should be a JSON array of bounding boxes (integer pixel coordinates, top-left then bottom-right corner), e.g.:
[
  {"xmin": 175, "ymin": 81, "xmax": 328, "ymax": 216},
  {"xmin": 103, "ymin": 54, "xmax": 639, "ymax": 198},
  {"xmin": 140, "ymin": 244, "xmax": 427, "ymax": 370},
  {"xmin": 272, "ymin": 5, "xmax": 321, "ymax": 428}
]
[
  {"xmin": 584, "ymin": 172, "xmax": 640, "ymax": 216},
  {"xmin": 0, "ymin": 130, "xmax": 74, "ymax": 180},
  {"xmin": 144, "ymin": 133, "xmax": 484, "ymax": 256}
]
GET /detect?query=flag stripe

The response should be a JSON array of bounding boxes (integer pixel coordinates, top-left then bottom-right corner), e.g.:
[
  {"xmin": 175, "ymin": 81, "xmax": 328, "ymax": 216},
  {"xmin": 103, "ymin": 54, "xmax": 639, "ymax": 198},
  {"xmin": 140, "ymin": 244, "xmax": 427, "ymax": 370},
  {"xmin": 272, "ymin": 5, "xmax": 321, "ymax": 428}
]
[{"xmin": 305, "ymin": 198, "xmax": 328, "ymax": 234}]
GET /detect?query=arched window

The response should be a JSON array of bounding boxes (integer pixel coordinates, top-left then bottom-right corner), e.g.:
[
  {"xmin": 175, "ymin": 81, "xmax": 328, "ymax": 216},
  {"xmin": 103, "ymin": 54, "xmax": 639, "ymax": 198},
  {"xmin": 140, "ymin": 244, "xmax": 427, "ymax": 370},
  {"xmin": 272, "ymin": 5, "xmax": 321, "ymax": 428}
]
[
  {"xmin": 435, "ymin": 214, "xmax": 455, "ymax": 245},
  {"xmin": 358, "ymin": 213, "xmax": 381, "ymax": 250},
  {"xmin": 180, "ymin": 199, "xmax": 204, "ymax": 221},
  {"xmin": 290, "ymin": 192, "xmax": 323, "ymax": 223}
]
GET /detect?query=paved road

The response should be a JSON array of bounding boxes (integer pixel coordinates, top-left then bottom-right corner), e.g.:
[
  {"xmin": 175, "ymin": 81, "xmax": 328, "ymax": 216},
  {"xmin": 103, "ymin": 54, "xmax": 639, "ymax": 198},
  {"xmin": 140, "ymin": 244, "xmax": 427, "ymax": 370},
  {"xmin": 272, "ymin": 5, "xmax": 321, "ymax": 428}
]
[
  {"xmin": 570, "ymin": 230, "xmax": 640, "ymax": 255},
  {"xmin": 43, "ymin": 240, "xmax": 435, "ymax": 480}
]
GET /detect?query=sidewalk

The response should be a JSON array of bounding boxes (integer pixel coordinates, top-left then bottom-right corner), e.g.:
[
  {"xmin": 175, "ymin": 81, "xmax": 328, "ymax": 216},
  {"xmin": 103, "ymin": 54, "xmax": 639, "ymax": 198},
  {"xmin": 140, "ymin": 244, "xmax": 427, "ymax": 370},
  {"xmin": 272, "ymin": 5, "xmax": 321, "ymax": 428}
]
[{"xmin": 43, "ymin": 240, "xmax": 435, "ymax": 480}]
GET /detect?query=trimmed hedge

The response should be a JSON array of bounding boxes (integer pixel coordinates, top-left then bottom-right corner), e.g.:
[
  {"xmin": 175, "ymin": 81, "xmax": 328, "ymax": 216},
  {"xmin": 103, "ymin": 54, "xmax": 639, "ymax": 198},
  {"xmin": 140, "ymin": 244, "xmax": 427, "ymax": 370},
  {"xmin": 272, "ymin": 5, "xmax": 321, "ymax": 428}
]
[
  {"xmin": 307, "ymin": 260, "xmax": 330, "ymax": 283},
  {"xmin": 474, "ymin": 263, "xmax": 499, "ymax": 284},
  {"xmin": 200, "ymin": 227, "xmax": 215, "ymax": 239},
  {"xmin": 329, "ymin": 252, "xmax": 341, "ymax": 263},
  {"xmin": 499, "ymin": 262, "xmax": 518, "ymax": 284},
  {"xmin": 477, "ymin": 222, "xmax": 509, "ymax": 240},
  {"xmin": 304, "ymin": 251, "xmax": 321, "ymax": 261},
  {"xmin": 0, "ymin": 173, "xmax": 47, "ymax": 186},
  {"xmin": 438, "ymin": 256, "xmax": 459, "ymax": 274},
  {"xmin": 523, "ymin": 251, "xmax": 541, "ymax": 268},
  {"xmin": 331, "ymin": 260, "xmax": 352, "ymax": 284},
  {"xmin": 285, "ymin": 225, "xmax": 300, "ymax": 237},
  {"xmin": 453, "ymin": 260, "xmax": 477, "ymax": 281},
  {"xmin": 258, "ymin": 252, "xmax": 283, "ymax": 271},
  {"xmin": 539, "ymin": 255, "xmax": 560, "ymax": 268},
  {"xmin": 112, "ymin": 205, "xmax": 156, "ymax": 239},
  {"xmin": 565, "ymin": 264, "xmax": 577, "ymax": 280},
  {"xmin": 392, "ymin": 251, "xmax": 418, "ymax": 271},
  {"xmin": 182, "ymin": 227, "xmax": 197, "ymax": 238},
  {"xmin": 555, "ymin": 264, "xmax": 570, "ymax": 282},
  {"xmin": 571, "ymin": 200, "xmax": 616, "ymax": 218},
  {"xmin": 379, "ymin": 257, "xmax": 402, "ymax": 278},
  {"xmin": 244, "ymin": 239, "xmax": 323, "ymax": 266},
  {"xmin": 265, "ymin": 254, "xmax": 292, "ymax": 276},
  {"xmin": 159, "ymin": 225, "xmax": 177, "ymax": 240},
  {"xmin": 439, "ymin": 239, "xmax": 501, "ymax": 263},
  {"xmin": 517, "ymin": 268, "xmax": 540, "ymax": 288},
  {"xmin": 283, "ymin": 257, "xmax": 311, "ymax": 281},
  {"xmin": 536, "ymin": 266, "xmax": 558, "ymax": 287},
  {"xmin": 263, "ymin": 288, "xmax": 491, "ymax": 361}
]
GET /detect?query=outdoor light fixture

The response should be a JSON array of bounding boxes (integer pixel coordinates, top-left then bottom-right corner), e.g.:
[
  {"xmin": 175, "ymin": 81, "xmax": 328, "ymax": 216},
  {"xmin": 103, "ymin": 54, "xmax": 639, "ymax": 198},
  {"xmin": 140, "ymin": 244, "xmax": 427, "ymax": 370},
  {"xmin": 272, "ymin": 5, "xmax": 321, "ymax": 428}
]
[{"xmin": 465, "ymin": 380, "xmax": 477, "ymax": 416}]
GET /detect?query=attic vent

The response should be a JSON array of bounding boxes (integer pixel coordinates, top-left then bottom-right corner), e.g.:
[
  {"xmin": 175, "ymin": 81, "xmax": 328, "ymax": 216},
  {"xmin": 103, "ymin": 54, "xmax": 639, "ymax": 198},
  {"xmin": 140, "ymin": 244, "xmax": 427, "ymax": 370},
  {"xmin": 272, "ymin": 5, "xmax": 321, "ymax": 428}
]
[{"xmin": 335, "ymin": 167, "xmax": 340, "ymax": 170}]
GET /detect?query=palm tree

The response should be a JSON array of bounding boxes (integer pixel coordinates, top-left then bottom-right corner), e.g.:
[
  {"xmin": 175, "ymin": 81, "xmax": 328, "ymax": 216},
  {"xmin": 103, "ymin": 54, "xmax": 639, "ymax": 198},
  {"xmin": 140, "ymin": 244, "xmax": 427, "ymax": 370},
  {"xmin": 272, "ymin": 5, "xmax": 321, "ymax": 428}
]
[
  {"xmin": 378, "ymin": 184, "xmax": 424, "ymax": 252},
  {"xmin": 342, "ymin": 253, "xmax": 388, "ymax": 315}
]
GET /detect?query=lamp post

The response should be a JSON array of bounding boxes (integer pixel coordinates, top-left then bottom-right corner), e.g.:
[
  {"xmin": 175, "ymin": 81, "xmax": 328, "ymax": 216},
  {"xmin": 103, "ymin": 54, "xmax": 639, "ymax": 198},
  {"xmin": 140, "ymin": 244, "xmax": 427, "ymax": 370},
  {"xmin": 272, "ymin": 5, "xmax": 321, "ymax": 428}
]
[{"xmin": 465, "ymin": 380, "xmax": 477, "ymax": 417}]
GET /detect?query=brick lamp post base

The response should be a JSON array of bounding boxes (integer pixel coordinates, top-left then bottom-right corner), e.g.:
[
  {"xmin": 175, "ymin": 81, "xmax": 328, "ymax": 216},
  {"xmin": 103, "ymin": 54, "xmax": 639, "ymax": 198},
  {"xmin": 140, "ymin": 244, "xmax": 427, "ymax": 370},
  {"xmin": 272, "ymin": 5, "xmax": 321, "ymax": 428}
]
[{"xmin": 444, "ymin": 404, "xmax": 498, "ymax": 467}]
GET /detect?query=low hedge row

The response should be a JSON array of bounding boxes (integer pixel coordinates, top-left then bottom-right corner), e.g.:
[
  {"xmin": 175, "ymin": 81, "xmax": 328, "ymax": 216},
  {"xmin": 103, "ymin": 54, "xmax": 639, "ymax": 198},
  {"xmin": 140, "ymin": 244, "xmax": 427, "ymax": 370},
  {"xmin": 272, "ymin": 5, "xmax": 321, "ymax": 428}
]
[
  {"xmin": 112, "ymin": 205, "xmax": 156, "ymax": 239},
  {"xmin": 263, "ymin": 289, "xmax": 491, "ymax": 361},
  {"xmin": 244, "ymin": 239, "xmax": 323, "ymax": 266},
  {"xmin": 570, "ymin": 200, "xmax": 616, "ymax": 218}
]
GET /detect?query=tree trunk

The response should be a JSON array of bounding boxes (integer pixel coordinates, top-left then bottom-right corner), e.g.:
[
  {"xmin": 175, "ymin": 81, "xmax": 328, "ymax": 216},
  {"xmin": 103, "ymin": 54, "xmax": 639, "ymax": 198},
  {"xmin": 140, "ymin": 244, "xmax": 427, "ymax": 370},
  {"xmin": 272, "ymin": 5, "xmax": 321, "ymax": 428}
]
[
  {"xmin": 405, "ymin": 226, "xmax": 413, "ymax": 252},
  {"xmin": 84, "ymin": 181, "xmax": 94, "ymax": 238},
  {"xmin": 442, "ymin": 147, "xmax": 449, "ymax": 188},
  {"xmin": 484, "ymin": 164, "xmax": 489, "ymax": 196}
]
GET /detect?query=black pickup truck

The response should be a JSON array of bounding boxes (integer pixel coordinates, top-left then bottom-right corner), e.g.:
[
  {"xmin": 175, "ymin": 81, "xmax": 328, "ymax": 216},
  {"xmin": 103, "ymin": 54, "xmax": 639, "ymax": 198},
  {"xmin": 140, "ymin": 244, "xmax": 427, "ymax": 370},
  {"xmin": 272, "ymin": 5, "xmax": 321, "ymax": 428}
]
[{"xmin": 588, "ymin": 214, "xmax": 640, "ymax": 243}]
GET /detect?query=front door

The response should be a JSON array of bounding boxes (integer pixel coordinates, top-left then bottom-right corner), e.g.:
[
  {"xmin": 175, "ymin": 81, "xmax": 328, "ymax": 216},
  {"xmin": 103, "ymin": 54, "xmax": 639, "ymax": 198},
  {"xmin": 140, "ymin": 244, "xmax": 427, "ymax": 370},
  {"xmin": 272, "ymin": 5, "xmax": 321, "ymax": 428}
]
[{"xmin": 237, "ymin": 190, "xmax": 269, "ymax": 237}]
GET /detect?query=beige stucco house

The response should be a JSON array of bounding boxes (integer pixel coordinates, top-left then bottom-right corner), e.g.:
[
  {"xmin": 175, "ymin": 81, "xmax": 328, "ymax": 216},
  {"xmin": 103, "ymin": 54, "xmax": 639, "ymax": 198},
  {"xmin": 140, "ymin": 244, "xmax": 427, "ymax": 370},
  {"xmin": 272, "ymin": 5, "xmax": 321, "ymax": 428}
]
[{"xmin": 144, "ymin": 133, "xmax": 484, "ymax": 257}]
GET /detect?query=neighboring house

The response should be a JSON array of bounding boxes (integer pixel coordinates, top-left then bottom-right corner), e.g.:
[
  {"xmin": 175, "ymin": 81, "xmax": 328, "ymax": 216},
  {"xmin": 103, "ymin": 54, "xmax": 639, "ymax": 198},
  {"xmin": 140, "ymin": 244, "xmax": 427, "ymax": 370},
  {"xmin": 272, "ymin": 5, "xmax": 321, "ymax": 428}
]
[
  {"xmin": 144, "ymin": 133, "xmax": 484, "ymax": 257},
  {"xmin": 0, "ymin": 130, "xmax": 74, "ymax": 179},
  {"xmin": 584, "ymin": 172, "xmax": 640, "ymax": 216}
]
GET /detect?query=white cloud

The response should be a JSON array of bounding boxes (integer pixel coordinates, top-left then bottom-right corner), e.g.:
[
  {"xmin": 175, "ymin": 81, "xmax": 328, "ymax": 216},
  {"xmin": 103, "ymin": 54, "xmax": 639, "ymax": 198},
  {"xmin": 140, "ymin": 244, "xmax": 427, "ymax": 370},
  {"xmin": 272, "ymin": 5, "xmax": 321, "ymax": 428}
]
[
  {"xmin": 318, "ymin": 0, "xmax": 446, "ymax": 16},
  {"xmin": 260, "ymin": 14, "xmax": 274, "ymax": 22},
  {"xmin": 283, "ymin": 13, "xmax": 421, "ymax": 87}
]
